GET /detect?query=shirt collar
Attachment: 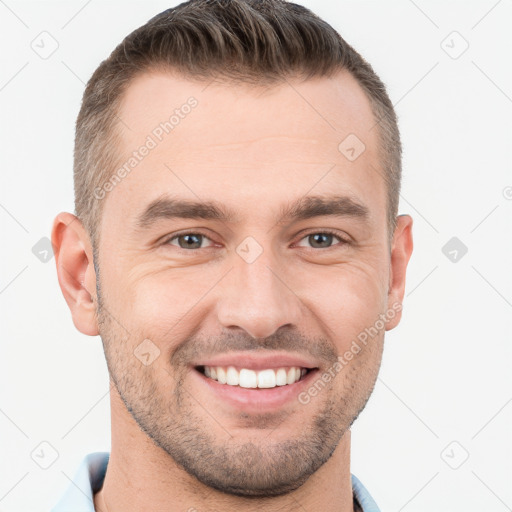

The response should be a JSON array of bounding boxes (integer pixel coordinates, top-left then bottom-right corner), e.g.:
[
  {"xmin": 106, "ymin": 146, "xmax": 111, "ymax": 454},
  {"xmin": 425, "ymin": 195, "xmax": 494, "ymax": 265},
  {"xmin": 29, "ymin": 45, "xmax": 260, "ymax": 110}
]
[
  {"xmin": 51, "ymin": 452, "xmax": 109, "ymax": 512},
  {"xmin": 51, "ymin": 452, "xmax": 380, "ymax": 512}
]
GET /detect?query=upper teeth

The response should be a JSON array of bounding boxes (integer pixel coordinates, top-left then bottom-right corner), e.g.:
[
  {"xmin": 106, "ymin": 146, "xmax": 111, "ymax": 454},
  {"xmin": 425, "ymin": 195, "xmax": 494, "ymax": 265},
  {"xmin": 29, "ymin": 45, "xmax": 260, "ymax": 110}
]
[{"xmin": 203, "ymin": 366, "xmax": 307, "ymax": 389}]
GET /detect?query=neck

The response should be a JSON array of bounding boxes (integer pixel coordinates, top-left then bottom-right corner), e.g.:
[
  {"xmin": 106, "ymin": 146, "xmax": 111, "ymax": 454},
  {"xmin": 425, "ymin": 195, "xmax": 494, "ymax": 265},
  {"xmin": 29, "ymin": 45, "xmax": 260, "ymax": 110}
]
[{"xmin": 94, "ymin": 387, "xmax": 356, "ymax": 512}]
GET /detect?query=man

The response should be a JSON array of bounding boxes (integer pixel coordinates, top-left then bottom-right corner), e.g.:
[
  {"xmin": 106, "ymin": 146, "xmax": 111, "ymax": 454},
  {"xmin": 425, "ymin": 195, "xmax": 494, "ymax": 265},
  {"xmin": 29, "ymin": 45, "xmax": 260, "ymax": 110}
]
[{"xmin": 50, "ymin": 0, "xmax": 413, "ymax": 510}]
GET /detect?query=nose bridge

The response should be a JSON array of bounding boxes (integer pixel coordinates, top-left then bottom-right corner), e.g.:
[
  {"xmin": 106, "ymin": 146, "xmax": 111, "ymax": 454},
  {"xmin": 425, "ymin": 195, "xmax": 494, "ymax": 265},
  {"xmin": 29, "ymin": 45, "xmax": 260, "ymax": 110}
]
[{"xmin": 215, "ymin": 239, "xmax": 302, "ymax": 339}]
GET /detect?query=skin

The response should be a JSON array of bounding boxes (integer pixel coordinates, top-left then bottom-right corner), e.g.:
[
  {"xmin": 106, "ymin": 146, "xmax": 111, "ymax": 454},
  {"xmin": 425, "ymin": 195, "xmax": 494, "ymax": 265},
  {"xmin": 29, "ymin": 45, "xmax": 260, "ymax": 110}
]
[{"xmin": 52, "ymin": 69, "xmax": 413, "ymax": 512}]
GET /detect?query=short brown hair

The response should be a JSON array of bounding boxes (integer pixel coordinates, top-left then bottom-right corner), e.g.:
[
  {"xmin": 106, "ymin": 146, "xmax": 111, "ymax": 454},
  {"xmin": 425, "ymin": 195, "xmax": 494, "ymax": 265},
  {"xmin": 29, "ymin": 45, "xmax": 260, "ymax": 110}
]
[{"xmin": 74, "ymin": 0, "xmax": 401, "ymax": 248}]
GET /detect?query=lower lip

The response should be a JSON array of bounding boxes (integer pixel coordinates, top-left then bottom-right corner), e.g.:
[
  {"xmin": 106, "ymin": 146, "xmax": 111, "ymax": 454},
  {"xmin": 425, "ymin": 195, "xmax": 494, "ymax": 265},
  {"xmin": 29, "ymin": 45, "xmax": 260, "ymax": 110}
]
[{"xmin": 191, "ymin": 367, "xmax": 320, "ymax": 412}]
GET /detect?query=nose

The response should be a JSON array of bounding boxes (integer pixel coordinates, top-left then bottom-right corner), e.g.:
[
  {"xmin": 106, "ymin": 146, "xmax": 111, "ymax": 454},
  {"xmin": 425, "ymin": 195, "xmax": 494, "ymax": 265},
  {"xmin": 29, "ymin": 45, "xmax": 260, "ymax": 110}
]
[{"xmin": 214, "ymin": 246, "xmax": 303, "ymax": 340}]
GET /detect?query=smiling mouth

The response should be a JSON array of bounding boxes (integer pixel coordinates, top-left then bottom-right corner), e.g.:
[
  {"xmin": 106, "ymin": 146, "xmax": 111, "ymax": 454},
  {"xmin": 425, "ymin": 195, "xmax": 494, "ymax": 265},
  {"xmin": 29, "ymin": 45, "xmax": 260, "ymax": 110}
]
[{"xmin": 195, "ymin": 365, "xmax": 316, "ymax": 389}]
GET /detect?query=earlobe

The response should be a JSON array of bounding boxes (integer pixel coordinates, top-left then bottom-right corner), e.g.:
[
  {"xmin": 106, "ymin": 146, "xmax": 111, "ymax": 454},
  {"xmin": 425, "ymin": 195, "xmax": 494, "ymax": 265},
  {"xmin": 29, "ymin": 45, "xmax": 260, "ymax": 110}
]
[
  {"xmin": 51, "ymin": 212, "xmax": 99, "ymax": 336},
  {"xmin": 386, "ymin": 214, "xmax": 413, "ymax": 331}
]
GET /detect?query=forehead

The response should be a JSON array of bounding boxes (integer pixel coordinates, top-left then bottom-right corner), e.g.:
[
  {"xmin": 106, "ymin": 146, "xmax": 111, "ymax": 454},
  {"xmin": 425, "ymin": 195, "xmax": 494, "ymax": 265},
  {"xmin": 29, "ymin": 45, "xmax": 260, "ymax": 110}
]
[
  {"xmin": 116, "ymin": 69, "xmax": 377, "ymax": 151},
  {"xmin": 101, "ymin": 69, "xmax": 385, "ymax": 228}
]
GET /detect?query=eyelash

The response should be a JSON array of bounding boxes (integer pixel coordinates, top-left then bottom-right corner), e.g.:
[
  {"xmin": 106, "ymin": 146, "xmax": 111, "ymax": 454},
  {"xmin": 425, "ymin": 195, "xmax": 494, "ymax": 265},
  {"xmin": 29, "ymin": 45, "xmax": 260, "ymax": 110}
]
[{"xmin": 162, "ymin": 229, "xmax": 350, "ymax": 251}]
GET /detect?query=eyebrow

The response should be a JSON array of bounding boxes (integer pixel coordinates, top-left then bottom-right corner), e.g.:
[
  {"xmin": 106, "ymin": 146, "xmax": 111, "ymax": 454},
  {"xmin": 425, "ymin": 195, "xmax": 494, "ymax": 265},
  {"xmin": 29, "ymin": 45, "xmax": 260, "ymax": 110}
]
[{"xmin": 136, "ymin": 194, "xmax": 370, "ymax": 229}]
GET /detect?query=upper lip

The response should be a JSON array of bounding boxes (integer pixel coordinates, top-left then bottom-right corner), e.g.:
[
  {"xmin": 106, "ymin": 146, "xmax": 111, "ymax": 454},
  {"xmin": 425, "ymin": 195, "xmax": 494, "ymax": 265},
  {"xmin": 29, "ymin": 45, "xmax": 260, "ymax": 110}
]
[{"xmin": 192, "ymin": 352, "xmax": 320, "ymax": 371}]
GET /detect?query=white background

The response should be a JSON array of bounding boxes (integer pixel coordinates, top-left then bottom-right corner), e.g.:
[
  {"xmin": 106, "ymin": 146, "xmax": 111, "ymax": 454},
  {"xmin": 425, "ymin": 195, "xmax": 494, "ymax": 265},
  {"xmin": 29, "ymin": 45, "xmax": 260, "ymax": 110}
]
[{"xmin": 0, "ymin": 1, "xmax": 511, "ymax": 510}]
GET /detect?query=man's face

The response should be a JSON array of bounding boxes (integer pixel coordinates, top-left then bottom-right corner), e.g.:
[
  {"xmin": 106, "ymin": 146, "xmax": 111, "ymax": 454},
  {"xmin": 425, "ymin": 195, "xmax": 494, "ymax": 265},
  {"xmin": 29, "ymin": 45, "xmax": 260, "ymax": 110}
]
[{"xmin": 92, "ymin": 70, "xmax": 406, "ymax": 496}]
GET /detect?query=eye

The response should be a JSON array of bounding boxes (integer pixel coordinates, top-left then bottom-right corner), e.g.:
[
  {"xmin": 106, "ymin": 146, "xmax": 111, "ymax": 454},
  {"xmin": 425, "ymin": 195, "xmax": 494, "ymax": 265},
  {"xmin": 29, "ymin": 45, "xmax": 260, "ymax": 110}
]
[
  {"xmin": 295, "ymin": 230, "xmax": 348, "ymax": 249},
  {"xmin": 166, "ymin": 232, "xmax": 215, "ymax": 250},
  {"xmin": 163, "ymin": 230, "xmax": 349, "ymax": 251}
]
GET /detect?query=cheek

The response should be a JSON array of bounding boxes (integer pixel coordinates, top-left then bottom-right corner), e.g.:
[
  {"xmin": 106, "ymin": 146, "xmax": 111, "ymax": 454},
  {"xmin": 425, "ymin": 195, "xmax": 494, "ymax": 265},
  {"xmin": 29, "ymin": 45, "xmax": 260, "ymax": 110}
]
[
  {"xmin": 101, "ymin": 246, "xmax": 389, "ymax": 351},
  {"xmin": 296, "ymin": 262, "xmax": 388, "ymax": 350},
  {"xmin": 113, "ymin": 267, "xmax": 219, "ymax": 342}
]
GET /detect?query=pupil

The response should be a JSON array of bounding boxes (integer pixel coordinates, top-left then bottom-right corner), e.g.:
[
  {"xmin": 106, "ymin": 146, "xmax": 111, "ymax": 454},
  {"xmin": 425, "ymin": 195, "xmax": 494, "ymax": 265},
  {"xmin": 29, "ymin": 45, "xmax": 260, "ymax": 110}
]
[
  {"xmin": 310, "ymin": 233, "xmax": 332, "ymax": 248},
  {"xmin": 180, "ymin": 234, "xmax": 202, "ymax": 249}
]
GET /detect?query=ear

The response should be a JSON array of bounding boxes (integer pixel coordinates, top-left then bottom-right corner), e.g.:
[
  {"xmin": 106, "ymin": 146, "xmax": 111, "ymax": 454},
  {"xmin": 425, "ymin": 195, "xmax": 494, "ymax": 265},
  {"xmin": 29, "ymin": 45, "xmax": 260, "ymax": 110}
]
[
  {"xmin": 385, "ymin": 214, "xmax": 413, "ymax": 330},
  {"xmin": 51, "ymin": 212, "xmax": 99, "ymax": 336}
]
